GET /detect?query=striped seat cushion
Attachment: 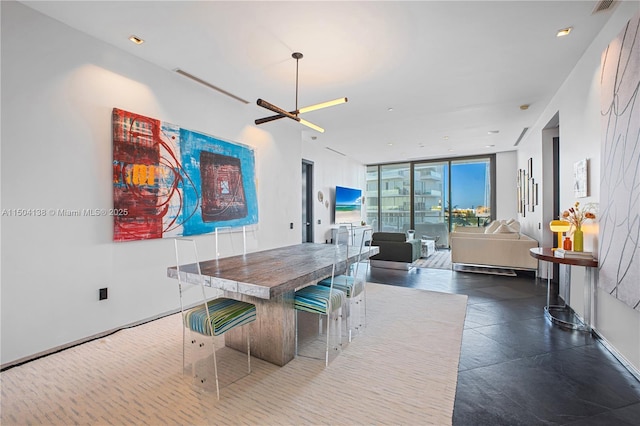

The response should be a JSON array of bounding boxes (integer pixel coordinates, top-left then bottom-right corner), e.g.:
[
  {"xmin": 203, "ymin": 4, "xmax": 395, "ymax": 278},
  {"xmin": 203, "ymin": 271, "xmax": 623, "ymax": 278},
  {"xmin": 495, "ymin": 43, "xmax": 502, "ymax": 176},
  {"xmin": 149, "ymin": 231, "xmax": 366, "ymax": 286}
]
[
  {"xmin": 318, "ymin": 275, "xmax": 364, "ymax": 298},
  {"xmin": 185, "ymin": 298, "xmax": 257, "ymax": 336},
  {"xmin": 294, "ymin": 285, "xmax": 346, "ymax": 315}
]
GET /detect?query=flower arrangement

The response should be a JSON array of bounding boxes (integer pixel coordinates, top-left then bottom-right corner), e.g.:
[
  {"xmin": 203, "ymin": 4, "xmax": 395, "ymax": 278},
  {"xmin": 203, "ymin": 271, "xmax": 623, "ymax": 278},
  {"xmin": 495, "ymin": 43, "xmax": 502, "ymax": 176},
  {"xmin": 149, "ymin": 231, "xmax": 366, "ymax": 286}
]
[{"xmin": 562, "ymin": 201, "xmax": 597, "ymax": 230}]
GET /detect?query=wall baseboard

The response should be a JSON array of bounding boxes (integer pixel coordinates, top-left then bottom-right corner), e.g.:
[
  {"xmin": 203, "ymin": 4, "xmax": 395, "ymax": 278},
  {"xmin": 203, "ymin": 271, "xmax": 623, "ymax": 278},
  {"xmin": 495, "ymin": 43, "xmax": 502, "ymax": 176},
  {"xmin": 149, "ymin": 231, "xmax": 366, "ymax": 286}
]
[
  {"xmin": 593, "ymin": 329, "xmax": 640, "ymax": 383},
  {"xmin": 1, "ymin": 308, "xmax": 181, "ymax": 371}
]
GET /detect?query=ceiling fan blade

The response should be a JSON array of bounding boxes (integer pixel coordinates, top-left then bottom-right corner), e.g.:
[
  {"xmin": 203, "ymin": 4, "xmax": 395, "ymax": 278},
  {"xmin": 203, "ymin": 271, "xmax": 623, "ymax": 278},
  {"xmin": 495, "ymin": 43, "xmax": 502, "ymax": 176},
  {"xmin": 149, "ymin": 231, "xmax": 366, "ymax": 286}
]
[
  {"xmin": 255, "ymin": 114, "xmax": 286, "ymax": 125},
  {"xmin": 257, "ymin": 99, "xmax": 299, "ymax": 122},
  {"xmin": 256, "ymin": 99, "xmax": 324, "ymax": 133},
  {"xmin": 298, "ymin": 97, "xmax": 348, "ymax": 114}
]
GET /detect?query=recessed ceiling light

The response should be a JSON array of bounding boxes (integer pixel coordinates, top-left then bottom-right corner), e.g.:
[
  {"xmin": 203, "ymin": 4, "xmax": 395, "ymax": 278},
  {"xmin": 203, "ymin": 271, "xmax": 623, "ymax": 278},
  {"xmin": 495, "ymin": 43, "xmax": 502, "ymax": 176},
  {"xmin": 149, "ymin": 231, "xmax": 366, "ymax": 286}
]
[
  {"xmin": 488, "ymin": 130, "xmax": 499, "ymax": 135},
  {"xmin": 388, "ymin": 143, "xmax": 394, "ymax": 146},
  {"xmin": 129, "ymin": 35, "xmax": 144, "ymax": 45},
  {"xmin": 448, "ymin": 149, "xmax": 454, "ymax": 152},
  {"xmin": 387, "ymin": 107, "xmax": 394, "ymax": 112},
  {"xmin": 556, "ymin": 27, "xmax": 572, "ymax": 37},
  {"xmin": 520, "ymin": 104, "xmax": 530, "ymax": 110},
  {"xmin": 485, "ymin": 144, "xmax": 495, "ymax": 148},
  {"xmin": 443, "ymin": 136, "xmax": 449, "ymax": 140}
]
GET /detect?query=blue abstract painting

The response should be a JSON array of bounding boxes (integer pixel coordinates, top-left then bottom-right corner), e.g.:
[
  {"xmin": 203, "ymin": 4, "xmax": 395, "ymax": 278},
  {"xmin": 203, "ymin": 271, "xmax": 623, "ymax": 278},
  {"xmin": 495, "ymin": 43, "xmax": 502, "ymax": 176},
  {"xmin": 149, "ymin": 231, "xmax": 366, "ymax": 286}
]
[{"xmin": 112, "ymin": 108, "xmax": 258, "ymax": 241}]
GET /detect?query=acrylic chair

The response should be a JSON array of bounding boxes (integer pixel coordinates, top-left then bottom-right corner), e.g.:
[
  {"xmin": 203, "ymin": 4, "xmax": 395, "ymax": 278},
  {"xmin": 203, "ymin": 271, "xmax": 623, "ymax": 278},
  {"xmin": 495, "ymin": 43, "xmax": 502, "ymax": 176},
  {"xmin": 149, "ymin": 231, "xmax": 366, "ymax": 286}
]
[
  {"xmin": 174, "ymin": 238, "xmax": 257, "ymax": 400},
  {"xmin": 215, "ymin": 225, "xmax": 254, "ymax": 259},
  {"xmin": 318, "ymin": 227, "xmax": 372, "ymax": 341},
  {"xmin": 294, "ymin": 236, "xmax": 348, "ymax": 366}
]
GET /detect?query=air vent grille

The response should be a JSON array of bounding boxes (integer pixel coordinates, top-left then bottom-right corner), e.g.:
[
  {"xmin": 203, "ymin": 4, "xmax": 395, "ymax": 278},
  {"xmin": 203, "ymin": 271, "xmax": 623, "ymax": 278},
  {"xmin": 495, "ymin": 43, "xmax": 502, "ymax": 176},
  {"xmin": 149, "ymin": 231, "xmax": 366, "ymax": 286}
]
[
  {"xmin": 592, "ymin": 0, "xmax": 616, "ymax": 14},
  {"xmin": 326, "ymin": 147, "xmax": 346, "ymax": 156},
  {"xmin": 174, "ymin": 69, "xmax": 249, "ymax": 104},
  {"xmin": 514, "ymin": 127, "xmax": 529, "ymax": 146}
]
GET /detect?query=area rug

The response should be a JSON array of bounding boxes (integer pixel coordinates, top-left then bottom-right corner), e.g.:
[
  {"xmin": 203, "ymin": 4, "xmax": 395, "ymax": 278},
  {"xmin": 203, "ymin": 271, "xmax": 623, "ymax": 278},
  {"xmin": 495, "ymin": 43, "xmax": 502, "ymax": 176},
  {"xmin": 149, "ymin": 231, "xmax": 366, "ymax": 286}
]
[
  {"xmin": 414, "ymin": 249, "xmax": 452, "ymax": 270},
  {"xmin": 0, "ymin": 283, "xmax": 467, "ymax": 425},
  {"xmin": 452, "ymin": 263, "xmax": 517, "ymax": 276}
]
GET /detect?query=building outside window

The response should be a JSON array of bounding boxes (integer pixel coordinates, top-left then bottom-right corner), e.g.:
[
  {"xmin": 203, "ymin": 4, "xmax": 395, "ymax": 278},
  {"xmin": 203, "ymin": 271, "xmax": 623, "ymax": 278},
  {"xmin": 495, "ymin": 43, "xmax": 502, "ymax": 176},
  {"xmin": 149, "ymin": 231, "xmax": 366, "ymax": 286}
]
[{"xmin": 366, "ymin": 155, "xmax": 494, "ymax": 248}]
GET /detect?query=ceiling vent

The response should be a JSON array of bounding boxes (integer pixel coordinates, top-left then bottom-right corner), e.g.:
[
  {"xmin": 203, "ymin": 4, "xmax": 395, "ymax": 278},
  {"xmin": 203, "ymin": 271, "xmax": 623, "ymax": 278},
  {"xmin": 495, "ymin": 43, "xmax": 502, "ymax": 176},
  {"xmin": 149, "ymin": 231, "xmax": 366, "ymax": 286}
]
[
  {"xmin": 325, "ymin": 147, "xmax": 346, "ymax": 156},
  {"xmin": 514, "ymin": 127, "xmax": 529, "ymax": 146},
  {"xmin": 174, "ymin": 68, "xmax": 249, "ymax": 104},
  {"xmin": 592, "ymin": 0, "xmax": 616, "ymax": 14}
]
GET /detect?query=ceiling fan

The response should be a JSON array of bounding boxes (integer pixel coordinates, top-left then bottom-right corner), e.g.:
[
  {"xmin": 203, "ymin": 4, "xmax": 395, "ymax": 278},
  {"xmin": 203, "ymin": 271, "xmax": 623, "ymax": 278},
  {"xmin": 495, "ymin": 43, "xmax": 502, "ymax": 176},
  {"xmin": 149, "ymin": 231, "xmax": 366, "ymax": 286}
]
[{"xmin": 255, "ymin": 52, "xmax": 347, "ymax": 133}]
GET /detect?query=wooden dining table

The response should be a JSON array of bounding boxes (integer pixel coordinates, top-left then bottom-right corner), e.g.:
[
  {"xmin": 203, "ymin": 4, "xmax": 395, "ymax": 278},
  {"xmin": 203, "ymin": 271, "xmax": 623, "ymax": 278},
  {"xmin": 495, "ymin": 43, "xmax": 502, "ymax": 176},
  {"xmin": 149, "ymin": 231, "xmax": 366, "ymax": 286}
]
[{"xmin": 167, "ymin": 242, "xmax": 379, "ymax": 366}]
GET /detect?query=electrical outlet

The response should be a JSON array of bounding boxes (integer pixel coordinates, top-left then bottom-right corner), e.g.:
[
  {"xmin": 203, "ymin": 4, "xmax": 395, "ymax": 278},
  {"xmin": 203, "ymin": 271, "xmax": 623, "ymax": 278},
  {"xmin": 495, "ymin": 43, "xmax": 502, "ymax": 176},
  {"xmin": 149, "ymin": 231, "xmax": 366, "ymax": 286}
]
[
  {"xmin": 290, "ymin": 222, "xmax": 294, "ymax": 229},
  {"xmin": 99, "ymin": 287, "xmax": 108, "ymax": 300},
  {"xmin": 317, "ymin": 219, "xmax": 321, "ymax": 224}
]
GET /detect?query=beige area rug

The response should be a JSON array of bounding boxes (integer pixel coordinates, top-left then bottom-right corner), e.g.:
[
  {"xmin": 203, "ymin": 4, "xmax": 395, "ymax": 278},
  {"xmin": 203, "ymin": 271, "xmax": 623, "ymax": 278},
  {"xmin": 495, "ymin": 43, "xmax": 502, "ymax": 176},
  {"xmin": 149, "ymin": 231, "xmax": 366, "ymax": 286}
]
[
  {"xmin": 414, "ymin": 249, "xmax": 452, "ymax": 270},
  {"xmin": 0, "ymin": 283, "xmax": 467, "ymax": 425}
]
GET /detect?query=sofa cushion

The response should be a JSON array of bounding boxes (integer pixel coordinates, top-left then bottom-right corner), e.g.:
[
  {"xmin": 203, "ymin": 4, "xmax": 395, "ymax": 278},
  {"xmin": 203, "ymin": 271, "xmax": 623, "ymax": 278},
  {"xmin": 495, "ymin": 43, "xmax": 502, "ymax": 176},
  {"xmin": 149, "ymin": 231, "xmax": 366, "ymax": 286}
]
[
  {"xmin": 372, "ymin": 232, "xmax": 407, "ymax": 242},
  {"xmin": 453, "ymin": 230, "xmax": 521, "ymax": 239}
]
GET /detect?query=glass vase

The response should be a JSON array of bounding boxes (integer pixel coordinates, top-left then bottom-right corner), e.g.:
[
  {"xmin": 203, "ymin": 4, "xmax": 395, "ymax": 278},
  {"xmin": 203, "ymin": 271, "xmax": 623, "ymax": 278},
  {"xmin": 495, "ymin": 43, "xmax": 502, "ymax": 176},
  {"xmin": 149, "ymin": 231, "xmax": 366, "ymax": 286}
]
[{"xmin": 573, "ymin": 227, "xmax": 584, "ymax": 252}]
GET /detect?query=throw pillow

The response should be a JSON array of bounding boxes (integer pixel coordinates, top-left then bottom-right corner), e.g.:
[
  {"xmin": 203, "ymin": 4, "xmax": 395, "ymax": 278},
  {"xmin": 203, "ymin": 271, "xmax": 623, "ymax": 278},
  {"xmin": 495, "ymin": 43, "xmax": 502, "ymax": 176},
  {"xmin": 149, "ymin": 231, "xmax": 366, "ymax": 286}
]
[
  {"xmin": 493, "ymin": 223, "xmax": 516, "ymax": 233},
  {"xmin": 485, "ymin": 220, "xmax": 500, "ymax": 234},
  {"xmin": 506, "ymin": 219, "xmax": 521, "ymax": 232}
]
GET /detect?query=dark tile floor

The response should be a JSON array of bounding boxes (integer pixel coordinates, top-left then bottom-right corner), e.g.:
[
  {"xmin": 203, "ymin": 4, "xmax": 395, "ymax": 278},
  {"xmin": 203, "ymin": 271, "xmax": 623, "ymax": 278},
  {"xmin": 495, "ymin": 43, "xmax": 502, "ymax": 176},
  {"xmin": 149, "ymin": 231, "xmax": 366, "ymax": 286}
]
[{"xmin": 365, "ymin": 262, "xmax": 640, "ymax": 425}]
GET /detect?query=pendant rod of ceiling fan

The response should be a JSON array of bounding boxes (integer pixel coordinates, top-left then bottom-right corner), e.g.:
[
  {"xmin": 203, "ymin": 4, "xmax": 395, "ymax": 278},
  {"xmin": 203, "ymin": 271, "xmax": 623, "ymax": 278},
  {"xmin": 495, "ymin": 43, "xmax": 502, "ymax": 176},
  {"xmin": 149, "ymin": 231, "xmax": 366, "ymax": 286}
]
[{"xmin": 294, "ymin": 52, "xmax": 301, "ymax": 113}]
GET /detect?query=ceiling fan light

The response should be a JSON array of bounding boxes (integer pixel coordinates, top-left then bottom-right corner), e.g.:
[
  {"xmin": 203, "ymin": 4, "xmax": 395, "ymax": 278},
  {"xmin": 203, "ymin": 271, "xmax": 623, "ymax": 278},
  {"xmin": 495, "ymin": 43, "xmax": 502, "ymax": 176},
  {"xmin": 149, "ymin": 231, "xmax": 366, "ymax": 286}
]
[
  {"xmin": 299, "ymin": 118, "xmax": 325, "ymax": 133},
  {"xmin": 298, "ymin": 97, "xmax": 348, "ymax": 114},
  {"xmin": 255, "ymin": 52, "xmax": 344, "ymax": 133}
]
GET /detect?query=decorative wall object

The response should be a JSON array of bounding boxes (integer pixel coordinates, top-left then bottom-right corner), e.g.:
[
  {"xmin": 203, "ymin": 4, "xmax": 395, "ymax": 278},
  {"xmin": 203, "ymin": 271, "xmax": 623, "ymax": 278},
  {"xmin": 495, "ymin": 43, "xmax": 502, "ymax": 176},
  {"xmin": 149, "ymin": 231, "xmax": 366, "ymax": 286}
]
[
  {"xmin": 574, "ymin": 159, "xmax": 588, "ymax": 198},
  {"xmin": 112, "ymin": 108, "xmax": 258, "ymax": 242},
  {"xmin": 599, "ymin": 12, "xmax": 640, "ymax": 311},
  {"xmin": 517, "ymin": 170, "xmax": 522, "ymax": 214},
  {"xmin": 517, "ymin": 157, "xmax": 539, "ymax": 216},
  {"xmin": 517, "ymin": 168, "xmax": 526, "ymax": 216}
]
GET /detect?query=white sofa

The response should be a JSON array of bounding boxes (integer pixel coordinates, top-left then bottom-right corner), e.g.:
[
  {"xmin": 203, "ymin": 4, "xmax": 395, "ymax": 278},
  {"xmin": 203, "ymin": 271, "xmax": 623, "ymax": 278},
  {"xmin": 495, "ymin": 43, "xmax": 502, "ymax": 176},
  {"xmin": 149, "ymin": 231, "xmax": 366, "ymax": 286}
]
[{"xmin": 450, "ymin": 222, "xmax": 539, "ymax": 271}]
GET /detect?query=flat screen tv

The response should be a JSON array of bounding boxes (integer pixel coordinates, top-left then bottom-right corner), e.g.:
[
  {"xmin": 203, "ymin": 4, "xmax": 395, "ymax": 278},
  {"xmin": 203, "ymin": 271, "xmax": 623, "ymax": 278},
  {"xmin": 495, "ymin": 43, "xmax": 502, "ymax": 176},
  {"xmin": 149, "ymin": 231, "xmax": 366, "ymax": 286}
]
[{"xmin": 334, "ymin": 185, "xmax": 362, "ymax": 224}]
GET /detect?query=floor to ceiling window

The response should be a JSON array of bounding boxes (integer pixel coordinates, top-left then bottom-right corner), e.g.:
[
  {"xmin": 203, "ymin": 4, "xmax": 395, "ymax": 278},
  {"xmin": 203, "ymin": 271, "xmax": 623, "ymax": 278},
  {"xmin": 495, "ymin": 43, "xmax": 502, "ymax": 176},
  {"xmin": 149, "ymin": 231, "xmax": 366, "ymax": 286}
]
[
  {"xmin": 366, "ymin": 155, "xmax": 495, "ymax": 248},
  {"xmin": 450, "ymin": 157, "xmax": 492, "ymax": 228}
]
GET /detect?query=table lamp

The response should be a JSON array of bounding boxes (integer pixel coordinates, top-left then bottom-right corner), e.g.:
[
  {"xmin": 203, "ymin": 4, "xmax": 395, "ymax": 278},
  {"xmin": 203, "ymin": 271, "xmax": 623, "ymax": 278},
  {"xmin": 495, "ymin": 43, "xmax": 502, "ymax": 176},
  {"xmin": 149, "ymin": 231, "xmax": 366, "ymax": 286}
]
[{"xmin": 549, "ymin": 220, "xmax": 571, "ymax": 250}]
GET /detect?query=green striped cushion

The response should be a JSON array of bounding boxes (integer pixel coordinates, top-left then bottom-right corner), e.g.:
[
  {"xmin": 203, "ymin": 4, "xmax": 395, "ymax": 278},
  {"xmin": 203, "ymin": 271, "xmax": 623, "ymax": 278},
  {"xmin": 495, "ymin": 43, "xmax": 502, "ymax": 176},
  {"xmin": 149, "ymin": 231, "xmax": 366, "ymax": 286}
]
[
  {"xmin": 185, "ymin": 298, "xmax": 256, "ymax": 336},
  {"xmin": 318, "ymin": 275, "xmax": 364, "ymax": 298},
  {"xmin": 294, "ymin": 285, "xmax": 346, "ymax": 315}
]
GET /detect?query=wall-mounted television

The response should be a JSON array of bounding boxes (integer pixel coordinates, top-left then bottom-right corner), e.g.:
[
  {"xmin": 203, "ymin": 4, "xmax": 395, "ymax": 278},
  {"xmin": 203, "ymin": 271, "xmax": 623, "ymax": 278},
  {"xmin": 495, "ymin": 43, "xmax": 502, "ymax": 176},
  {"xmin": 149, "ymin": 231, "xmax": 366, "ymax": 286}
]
[{"xmin": 334, "ymin": 185, "xmax": 362, "ymax": 224}]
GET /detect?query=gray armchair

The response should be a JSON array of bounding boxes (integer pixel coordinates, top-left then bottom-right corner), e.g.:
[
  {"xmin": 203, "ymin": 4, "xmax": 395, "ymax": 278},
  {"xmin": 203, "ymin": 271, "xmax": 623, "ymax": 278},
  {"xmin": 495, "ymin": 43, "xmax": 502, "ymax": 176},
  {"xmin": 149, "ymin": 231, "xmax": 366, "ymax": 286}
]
[{"xmin": 369, "ymin": 232, "xmax": 421, "ymax": 269}]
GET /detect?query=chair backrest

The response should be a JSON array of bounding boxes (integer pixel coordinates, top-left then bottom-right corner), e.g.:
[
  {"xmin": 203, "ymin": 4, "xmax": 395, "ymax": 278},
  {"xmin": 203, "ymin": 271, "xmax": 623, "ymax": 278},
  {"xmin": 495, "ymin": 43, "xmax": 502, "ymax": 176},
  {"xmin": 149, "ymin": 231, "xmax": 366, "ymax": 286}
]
[
  {"xmin": 174, "ymin": 238, "xmax": 215, "ymax": 334},
  {"xmin": 214, "ymin": 225, "xmax": 260, "ymax": 258},
  {"xmin": 334, "ymin": 225, "xmax": 350, "ymax": 272},
  {"xmin": 352, "ymin": 227, "xmax": 373, "ymax": 279},
  {"xmin": 324, "ymin": 226, "xmax": 350, "ymax": 312},
  {"xmin": 215, "ymin": 226, "xmax": 246, "ymax": 259}
]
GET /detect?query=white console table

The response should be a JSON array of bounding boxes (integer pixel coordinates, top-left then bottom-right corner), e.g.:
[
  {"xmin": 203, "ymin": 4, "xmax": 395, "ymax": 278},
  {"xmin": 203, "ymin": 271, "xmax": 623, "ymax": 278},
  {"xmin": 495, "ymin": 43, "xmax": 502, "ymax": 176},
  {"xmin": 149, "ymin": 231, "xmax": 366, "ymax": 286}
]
[{"xmin": 332, "ymin": 224, "xmax": 372, "ymax": 246}]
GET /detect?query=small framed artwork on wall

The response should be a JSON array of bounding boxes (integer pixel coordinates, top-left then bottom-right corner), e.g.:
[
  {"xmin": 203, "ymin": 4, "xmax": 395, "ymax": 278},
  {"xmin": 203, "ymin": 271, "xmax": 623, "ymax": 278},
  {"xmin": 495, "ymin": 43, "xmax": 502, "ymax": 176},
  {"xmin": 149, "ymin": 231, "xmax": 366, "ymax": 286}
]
[{"xmin": 574, "ymin": 159, "xmax": 588, "ymax": 198}]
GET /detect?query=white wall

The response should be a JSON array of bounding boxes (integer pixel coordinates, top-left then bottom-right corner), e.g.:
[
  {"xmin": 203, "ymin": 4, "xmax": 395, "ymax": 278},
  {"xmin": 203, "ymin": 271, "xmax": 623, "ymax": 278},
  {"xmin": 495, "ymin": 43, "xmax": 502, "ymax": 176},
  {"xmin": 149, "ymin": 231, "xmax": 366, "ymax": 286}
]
[
  {"xmin": 0, "ymin": 2, "xmax": 364, "ymax": 366},
  {"xmin": 495, "ymin": 151, "xmax": 518, "ymax": 221},
  {"xmin": 302, "ymin": 140, "xmax": 366, "ymax": 244},
  {"xmin": 517, "ymin": 2, "xmax": 640, "ymax": 373}
]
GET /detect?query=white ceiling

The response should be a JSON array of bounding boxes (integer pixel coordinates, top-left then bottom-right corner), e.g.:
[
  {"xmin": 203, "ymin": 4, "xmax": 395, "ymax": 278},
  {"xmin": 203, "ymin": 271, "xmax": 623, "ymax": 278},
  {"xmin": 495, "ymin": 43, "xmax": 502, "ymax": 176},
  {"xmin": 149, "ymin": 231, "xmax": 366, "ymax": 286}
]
[{"xmin": 20, "ymin": 1, "xmax": 618, "ymax": 164}]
